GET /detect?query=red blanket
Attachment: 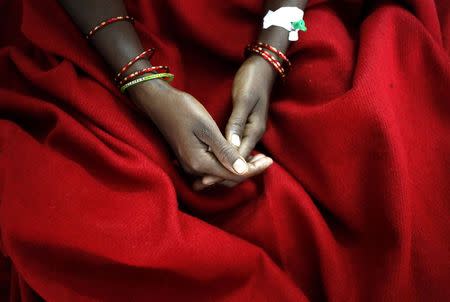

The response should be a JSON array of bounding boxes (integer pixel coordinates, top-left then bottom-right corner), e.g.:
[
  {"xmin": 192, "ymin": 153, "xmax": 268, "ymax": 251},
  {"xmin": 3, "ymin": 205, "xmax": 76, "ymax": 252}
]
[{"xmin": 0, "ymin": 0, "xmax": 449, "ymax": 301}]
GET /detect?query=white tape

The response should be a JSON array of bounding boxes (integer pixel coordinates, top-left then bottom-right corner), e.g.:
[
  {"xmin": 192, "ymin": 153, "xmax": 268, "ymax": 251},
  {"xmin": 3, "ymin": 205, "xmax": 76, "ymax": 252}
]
[{"xmin": 263, "ymin": 7, "xmax": 305, "ymax": 41}]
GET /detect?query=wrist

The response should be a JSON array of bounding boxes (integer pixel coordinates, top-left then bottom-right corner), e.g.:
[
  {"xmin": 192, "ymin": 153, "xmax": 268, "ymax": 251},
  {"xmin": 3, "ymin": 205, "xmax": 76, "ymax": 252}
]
[
  {"xmin": 257, "ymin": 26, "xmax": 290, "ymax": 54},
  {"xmin": 239, "ymin": 55, "xmax": 277, "ymax": 93},
  {"xmin": 127, "ymin": 78, "xmax": 174, "ymax": 114},
  {"xmin": 247, "ymin": 55, "xmax": 277, "ymax": 82}
]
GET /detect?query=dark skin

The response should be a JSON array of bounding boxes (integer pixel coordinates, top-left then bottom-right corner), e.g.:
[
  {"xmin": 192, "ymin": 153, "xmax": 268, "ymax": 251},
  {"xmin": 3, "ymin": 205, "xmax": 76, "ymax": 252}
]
[
  {"xmin": 58, "ymin": 0, "xmax": 307, "ymax": 190},
  {"xmin": 198, "ymin": 0, "xmax": 307, "ymax": 189}
]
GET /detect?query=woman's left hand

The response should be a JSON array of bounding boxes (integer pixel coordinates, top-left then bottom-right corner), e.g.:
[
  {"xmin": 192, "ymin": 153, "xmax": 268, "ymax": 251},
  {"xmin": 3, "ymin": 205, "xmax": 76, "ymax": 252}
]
[{"xmin": 196, "ymin": 54, "xmax": 277, "ymax": 190}]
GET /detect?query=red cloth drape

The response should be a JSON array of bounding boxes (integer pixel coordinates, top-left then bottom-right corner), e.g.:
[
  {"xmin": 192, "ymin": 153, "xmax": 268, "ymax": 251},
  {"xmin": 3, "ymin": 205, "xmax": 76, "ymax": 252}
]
[{"xmin": 0, "ymin": 0, "xmax": 449, "ymax": 301}]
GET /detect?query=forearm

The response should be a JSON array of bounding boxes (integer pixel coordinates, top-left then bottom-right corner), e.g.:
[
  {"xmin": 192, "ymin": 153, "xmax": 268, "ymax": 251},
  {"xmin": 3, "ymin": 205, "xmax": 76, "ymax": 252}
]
[
  {"xmin": 259, "ymin": 0, "xmax": 308, "ymax": 52},
  {"xmin": 58, "ymin": 0, "xmax": 153, "ymax": 80}
]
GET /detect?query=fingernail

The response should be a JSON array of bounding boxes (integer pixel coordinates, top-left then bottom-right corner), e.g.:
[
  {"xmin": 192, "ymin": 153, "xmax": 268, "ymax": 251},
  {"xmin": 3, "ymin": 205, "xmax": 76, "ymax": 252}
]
[
  {"xmin": 230, "ymin": 134, "xmax": 241, "ymax": 147},
  {"xmin": 233, "ymin": 158, "xmax": 248, "ymax": 174},
  {"xmin": 202, "ymin": 176, "xmax": 218, "ymax": 186},
  {"xmin": 264, "ymin": 157, "xmax": 274, "ymax": 166}
]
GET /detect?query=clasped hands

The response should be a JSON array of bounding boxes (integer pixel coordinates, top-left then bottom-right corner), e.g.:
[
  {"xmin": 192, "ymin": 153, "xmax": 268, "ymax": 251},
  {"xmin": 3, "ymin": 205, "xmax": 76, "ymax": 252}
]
[{"xmin": 128, "ymin": 55, "xmax": 277, "ymax": 190}]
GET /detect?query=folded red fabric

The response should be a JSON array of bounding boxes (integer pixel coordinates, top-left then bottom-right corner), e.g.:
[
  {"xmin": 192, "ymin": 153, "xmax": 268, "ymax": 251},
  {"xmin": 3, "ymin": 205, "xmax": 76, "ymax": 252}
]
[{"xmin": 0, "ymin": 0, "xmax": 449, "ymax": 301}]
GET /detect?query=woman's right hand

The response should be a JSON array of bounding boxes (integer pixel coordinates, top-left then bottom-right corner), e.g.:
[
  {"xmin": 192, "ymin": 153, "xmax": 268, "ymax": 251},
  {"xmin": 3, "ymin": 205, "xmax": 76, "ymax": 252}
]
[{"xmin": 127, "ymin": 80, "xmax": 273, "ymax": 187}]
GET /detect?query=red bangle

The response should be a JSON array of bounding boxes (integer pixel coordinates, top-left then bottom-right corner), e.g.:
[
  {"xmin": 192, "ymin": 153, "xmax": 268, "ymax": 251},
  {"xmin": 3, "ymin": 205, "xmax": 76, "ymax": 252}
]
[
  {"xmin": 246, "ymin": 45, "xmax": 286, "ymax": 78},
  {"xmin": 247, "ymin": 47, "xmax": 286, "ymax": 78},
  {"xmin": 249, "ymin": 45, "xmax": 283, "ymax": 69},
  {"xmin": 114, "ymin": 48, "xmax": 156, "ymax": 82},
  {"xmin": 118, "ymin": 66, "xmax": 170, "ymax": 86},
  {"xmin": 254, "ymin": 42, "xmax": 291, "ymax": 69},
  {"xmin": 86, "ymin": 16, "xmax": 134, "ymax": 40}
]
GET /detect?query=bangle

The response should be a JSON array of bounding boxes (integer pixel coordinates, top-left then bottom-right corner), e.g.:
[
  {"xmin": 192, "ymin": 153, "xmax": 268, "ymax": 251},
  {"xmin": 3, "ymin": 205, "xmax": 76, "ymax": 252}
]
[
  {"xmin": 253, "ymin": 42, "xmax": 291, "ymax": 69},
  {"xmin": 120, "ymin": 73, "xmax": 175, "ymax": 93},
  {"xmin": 86, "ymin": 16, "xmax": 134, "ymax": 40},
  {"xmin": 245, "ymin": 45, "xmax": 286, "ymax": 78},
  {"xmin": 247, "ymin": 45, "xmax": 283, "ymax": 69},
  {"xmin": 114, "ymin": 48, "xmax": 156, "ymax": 82},
  {"xmin": 247, "ymin": 47, "xmax": 286, "ymax": 78},
  {"xmin": 118, "ymin": 66, "xmax": 170, "ymax": 86}
]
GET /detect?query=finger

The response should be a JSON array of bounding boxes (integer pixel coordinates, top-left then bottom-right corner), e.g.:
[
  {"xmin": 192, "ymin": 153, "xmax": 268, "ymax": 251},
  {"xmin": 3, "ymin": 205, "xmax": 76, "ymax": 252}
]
[
  {"xmin": 201, "ymin": 153, "xmax": 266, "ymax": 186},
  {"xmin": 219, "ymin": 180, "xmax": 238, "ymax": 187},
  {"xmin": 225, "ymin": 97, "xmax": 254, "ymax": 148},
  {"xmin": 194, "ymin": 155, "xmax": 273, "ymax": 190},
  {"xmin": 202, "ymin": 175, "xmax": 222, "ymax": 186},
  {"xmin": 238, "ymin": 116, "xmax": 267, "ymax": 159},
  {"xmin": 249, "ymin": 153, "xmax": 266, "ymax": 162},
  {"xmin": 200, "ymin": 153, "xmax": 266, "ymax": 186},
  {"xmin": 196, "ymin": 150, "xmax": 246, "ymax": 181},
  {"xmin": 179, "ymin": 136, "xmax": 234, "ymax": 178},
  {"xmin": 199, "ymin": 152, "xmax": 263, "ymax": 185},
  {"xmin": 206, "ymin": 132, "xmax": 250, "ymax": 175},
  {"xmin": 194, "ymin": 156, "xmax": 274, "ymax": 191},
  {"xmin": 244, "ymin": 155, "xmax": 273, "ymax": 176},
  {"xmin": 193, "ymin": 180, "xmax": 214, "ymax": 191},
  {"xmin": 192, "ymin": 178, "xmax": 238, "ymax": 191}
]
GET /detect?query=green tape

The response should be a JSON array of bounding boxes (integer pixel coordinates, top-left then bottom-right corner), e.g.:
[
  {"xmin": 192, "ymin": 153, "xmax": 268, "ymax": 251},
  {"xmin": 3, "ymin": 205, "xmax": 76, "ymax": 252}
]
[{"xmin": 291, "ymin": 20, "xmax": 307, "ymax": 32}]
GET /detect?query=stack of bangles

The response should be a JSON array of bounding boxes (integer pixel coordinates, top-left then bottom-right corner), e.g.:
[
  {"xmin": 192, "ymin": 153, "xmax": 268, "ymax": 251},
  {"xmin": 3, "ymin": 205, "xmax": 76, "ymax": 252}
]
[
  {"xmin": 86, "ymin": 15, "xmax": 174, "ymax": 93},
  {"xmin": 245, "ymin": 42, "xmax": 292, "ymax": 79}
]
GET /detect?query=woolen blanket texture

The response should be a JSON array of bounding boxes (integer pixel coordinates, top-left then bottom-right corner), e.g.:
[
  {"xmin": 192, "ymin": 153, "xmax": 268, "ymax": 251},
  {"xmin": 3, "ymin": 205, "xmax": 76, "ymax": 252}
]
[{"xmin": 0, "ymin": 0, "xmax": 449, "ymax": 301}]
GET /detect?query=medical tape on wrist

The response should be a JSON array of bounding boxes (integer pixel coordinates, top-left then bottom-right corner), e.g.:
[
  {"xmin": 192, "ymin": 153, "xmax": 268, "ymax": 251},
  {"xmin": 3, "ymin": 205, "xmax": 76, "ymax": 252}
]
[{"xmin": 263, "ymin": 7, "xmax": 306, "ymax": 41}]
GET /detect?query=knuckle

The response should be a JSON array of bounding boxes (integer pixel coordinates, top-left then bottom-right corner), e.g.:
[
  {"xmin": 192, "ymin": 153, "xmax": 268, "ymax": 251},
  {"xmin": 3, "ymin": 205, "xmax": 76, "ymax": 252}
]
[
  {"xmin": 217, "ymin": 143, "xmax": 235, "ymax": 160},
  {"xmin": 194, "ymin": 124, "xmax": 214, "ymax": 141},
  {"xmin": 227, "ymin": 119, "xmax": 246, "ymax": 132},
  {"xmin": 253, "ymin": 123, "xmax": 267, "ymax": 138}
]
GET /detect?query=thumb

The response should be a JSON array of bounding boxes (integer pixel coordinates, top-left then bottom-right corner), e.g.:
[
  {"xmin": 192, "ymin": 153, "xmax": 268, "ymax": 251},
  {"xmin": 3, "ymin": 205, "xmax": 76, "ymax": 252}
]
[
  {"xmin": 225, "ymin": 100, "xmax": 253, "ymax": 148},
  {"xmin": 207, "ymin": 130, "xmax": 249, "ymax": 175}
]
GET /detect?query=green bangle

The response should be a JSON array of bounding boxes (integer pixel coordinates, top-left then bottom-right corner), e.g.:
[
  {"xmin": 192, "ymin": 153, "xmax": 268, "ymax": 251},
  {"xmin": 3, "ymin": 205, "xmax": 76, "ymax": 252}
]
[{"xmin": 120, "ymin": 73, "xmax": 175, "ymax": 93}]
